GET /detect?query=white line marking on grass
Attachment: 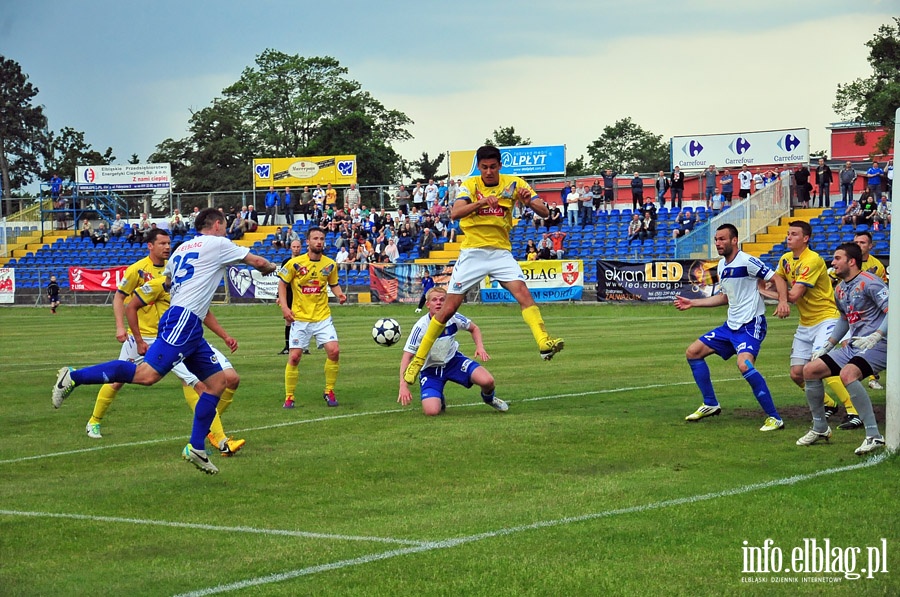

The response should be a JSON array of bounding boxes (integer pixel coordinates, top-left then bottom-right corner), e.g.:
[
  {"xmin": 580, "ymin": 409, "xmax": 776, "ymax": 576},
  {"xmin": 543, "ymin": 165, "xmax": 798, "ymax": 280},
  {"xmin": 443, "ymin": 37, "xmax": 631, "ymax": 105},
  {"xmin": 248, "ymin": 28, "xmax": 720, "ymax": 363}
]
[
  {"xmin": 0, "ymin": 509, "xmax": 427, "ymax": 546},
  {"xmin": 174, "ymin": 453, "xmax": 888, "ymax": 596},
  {"xmin": 0, "ymin": 377, "xmax": 760, "ymax": 465}
]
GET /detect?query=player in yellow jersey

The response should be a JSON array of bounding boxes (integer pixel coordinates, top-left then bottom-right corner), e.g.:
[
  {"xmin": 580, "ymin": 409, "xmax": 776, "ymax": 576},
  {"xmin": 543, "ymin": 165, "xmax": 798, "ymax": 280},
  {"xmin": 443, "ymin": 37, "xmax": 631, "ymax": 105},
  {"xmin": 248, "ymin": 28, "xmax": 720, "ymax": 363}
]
[
  {"xmin": 762, "ymin": 221, "xmax": 862, "ymax": 430},
  {"xmin": 278, "ymin": 227, "xmax": 347, "ymax": 408},
  {"xmin": 85, "ymin": 229, "xmax": 244, "ymax": 455},
  {"xmin": 403, "ymin": 145, "xmax": 563, "ymax": 384}
]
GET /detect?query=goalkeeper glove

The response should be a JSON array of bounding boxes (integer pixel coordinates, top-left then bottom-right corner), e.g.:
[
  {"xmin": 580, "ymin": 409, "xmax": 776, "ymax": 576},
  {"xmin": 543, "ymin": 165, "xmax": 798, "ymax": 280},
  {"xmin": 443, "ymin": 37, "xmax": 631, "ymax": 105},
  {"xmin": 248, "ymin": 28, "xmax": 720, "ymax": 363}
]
[
  {"xmin": 850, "ymin": 331, "xmax": 884, "ymax": 353},
  {"xmin": 810, "ymin": 340, "xmax": 835, "ymax": 361}
]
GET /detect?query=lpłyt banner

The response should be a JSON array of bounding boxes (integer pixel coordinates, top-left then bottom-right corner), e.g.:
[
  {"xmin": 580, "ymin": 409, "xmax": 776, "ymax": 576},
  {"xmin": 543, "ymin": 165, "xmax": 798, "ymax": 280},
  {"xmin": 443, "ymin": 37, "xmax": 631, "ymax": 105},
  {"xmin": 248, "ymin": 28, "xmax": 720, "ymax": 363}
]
[
  {"xmin": 449, "ymin": 145, "xmax": 566, "ymax": 179},
  {"xmin": 253, "ymin": 156, "xmax": 357, "ymax": 188},
  {"xmin": 479, "ymin": 260, "xmax": 583, "ymax": 303}
]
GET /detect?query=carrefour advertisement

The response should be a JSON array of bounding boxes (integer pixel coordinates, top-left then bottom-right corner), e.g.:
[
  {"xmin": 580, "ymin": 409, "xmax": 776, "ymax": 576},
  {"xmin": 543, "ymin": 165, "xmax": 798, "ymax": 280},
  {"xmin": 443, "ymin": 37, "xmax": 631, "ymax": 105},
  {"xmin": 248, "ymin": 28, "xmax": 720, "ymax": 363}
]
[
  {"xmin": 253, "ymin": 156, "xmax": 357, "ymax": 188},
  {"xmin": 449, "ymin": 145, "xmax": 566, "ymax": 179},
  {"xmin": 479, "ymin": 260, "xmax": 583, "ymax": 303},
  {"xmin": 596, "ymin": 259, "xmax": 719, "ymax": 302},
  {"xmin": 670, "ymin": 128, "xmax": 809, "ymax": 170}
]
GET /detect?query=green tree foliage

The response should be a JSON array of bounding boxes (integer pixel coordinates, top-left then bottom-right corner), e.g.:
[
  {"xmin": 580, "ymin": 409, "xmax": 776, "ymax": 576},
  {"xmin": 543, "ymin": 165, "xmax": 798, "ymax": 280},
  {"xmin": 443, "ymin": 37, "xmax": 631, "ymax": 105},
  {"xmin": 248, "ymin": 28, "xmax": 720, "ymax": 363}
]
[
  {"xmin": 43, "ymin": 126, "xmax": 115, "ymax": 182},
  {"xmin": 408, "ymin": 152, "xmax": 446, "ymax": 183},
  {"xmin": 0, "ymin": 56, "xmax": 47, "ymax": 198},
  {"xmin": 833, "ymin": 17, "xmax": 900, "ymax": 155},
  {"xmin": 485, "ymin": 126, "xmax": 531, "ymax": 147},
  {"xmin": 565, "ymin": 155, "xmax": 591, "ymax": 176},
  {"xmin": 586, "ymin": 118, "xmax": 669, "ymax": 173}
]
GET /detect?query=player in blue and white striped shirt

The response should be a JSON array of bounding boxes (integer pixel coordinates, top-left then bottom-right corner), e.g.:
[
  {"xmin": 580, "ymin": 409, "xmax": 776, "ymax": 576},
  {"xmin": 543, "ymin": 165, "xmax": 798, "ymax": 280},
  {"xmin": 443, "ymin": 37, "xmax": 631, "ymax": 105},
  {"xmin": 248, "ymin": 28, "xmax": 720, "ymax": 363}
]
[{"xmin": 674, "ymin": 223, "xmax": 791, "ymax": 431}]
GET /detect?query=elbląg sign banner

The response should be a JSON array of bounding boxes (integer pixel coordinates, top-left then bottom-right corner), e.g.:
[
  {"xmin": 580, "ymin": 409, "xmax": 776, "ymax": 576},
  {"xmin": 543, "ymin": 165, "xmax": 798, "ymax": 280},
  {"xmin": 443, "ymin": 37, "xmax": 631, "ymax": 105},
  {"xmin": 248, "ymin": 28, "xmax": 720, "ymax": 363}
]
[
  {"xmin": 479, "ymin": 259, "xmax": 583, "ymax": 302},
  {"xmin": 253, "ymin": 156, "xmax": 357, "ymax": 188},
  {"xmin": 449, "ymin": 145, "xmax": 566, "ymax": 179},
  {"xmin": 75, "ymin": 164, "xmax": 172, "ymax": 191},
  {"xmin": 670, "ymin": 128, "xmax": 809, "ymax": 171}
]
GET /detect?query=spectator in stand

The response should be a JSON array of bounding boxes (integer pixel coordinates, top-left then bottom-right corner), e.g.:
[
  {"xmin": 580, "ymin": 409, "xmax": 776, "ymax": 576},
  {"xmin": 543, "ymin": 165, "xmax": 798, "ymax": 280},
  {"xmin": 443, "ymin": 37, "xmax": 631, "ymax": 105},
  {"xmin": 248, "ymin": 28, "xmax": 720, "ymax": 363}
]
[
  {"xmin": 630, "ymin": 172, "xmax": 644, "ymax": 211},
  {"xmin": 640, "ymin": 197, "xmax": 658, "ymax": 234},
  {"xmin": 670, "ymin": 166, "xmax": 684, "ymax": 210},
  {"xmin": 874, "ymin": 196, "xmax": 891, "ymax": 228},
  {"xmin": 673, "ymin": 208, "xmax": 698, "ymax": 239},
  {"xmin": 579, "ymin": 183, "xmax": 594, "ymax": 227},
  {"xmin": 397, "ymin": 225, "xmax": 414, "ymax": 254},
  {"xmin": 549, "ymin": 230, "xmax": 566, "ymax": 258},
  {"xmin": 324, "ymin": 183, "xmax": 337, "ymax": 211},
  {"xmin": 110, "ymin": 214, "xmax": 126, "ymax": 237},
  {"xmin": 566, "ymin": 185, "xmax": 580, "ymax": 227},
  {"xmin": 447, "ymin": 219, "xmax": 460, "ymax": 243},
  {"xmin": 841, "ymin": 198, "xmax": 862, "ymax": 226},
  {"xmin": 626, "ymin": 213, "xmax": 643, "ymax": 245},
  {"xmin": 437, "ymin": 179, "xmax": 448, "ymax": 206},
  {"xmin": 91, "ymin": 222, "xmax": 110, "ymax": 247},
  {"xmin": 138, "ymin": 213, "xmax": 152, "ymax": 239},
  {"xmin": 641, "ymin": 211, "xmax": 656, "ymax": 240},
  {"xmin": 228, "ymin": 207, "xmax": 244, "ymax": 240},
  {"xmin": 795, "ymin": 163, "xmax": 812, "ymax": 208},
  {"xmin": 559, "ymin": 180, "xmax": 572, "ymax": 221},
  {"xmin": 545, "ymin": 204, "xmax": 563, "ymax": 230},
  {"xmin": 752, "ymin": 168, "xmax": 765, "ymax": 193},
  {"xmin": 49, "ymin": 173, "xmax": 63, "ymax": 201},
  {"xmin": 655, "ymin": 171, "xmax": 669, "ymax": 208},
  {"xmin": 419, "ymin": 227, "xmax": 435, "ymax": 259},
  {"xmin": 816, "ymin": 158, "xmax": 833, "ymax": 207},
  {"xmin": 412, "ymin": 182, "xmax": 425, "ymax": 211},
  {"xmin": 887, "ymin": 159, "xmax": 893, "ymax": 201},
  {"xmin": 708, "ymin": 187, "xmax": 725, "ymax": 216},
  {"xmin": 187, "ymin": 206, "xmax": 200, "ymax": 230},
  {"xmin": 590, "ymin": 179, "xmax": 603, "ymax": 219},
  {"xmin": 126, "ymin": 223, "xmax": 142, "ymax": 245},
  {"xmin": 242, "ymin": 205, "xmax": 259, "ymax": 233},
  {"xmin": 283, "ymin": 187, "xmax": 294, "ymax": 225},
  {"xmin": 263, "ymin": 186, "xmax": 279, "ymax": 226},
  {"xmin": 701, "ymin": 165, "xmax": 718, "ymax": 203},
  {"xmin": 858, "ymin": 192, "xmax": 878, "ymax": 228},
  {"xmin": 423, "ymin": 179, "xmax": 438, "ymax": 211},
  {"xmin": 446, "ymin": 179, "xmax": 459, "ymax": 205},
  {"xmin": 344, "ymin": 183, "xmax": 361, "ymax": 213},
  {"xmin": 738, "ymin": 165, "xmax": 753, "ymax": 200},
  {"xmin": 865, "ymin": 160, "xmax": 884, "ymax": 201},
  {"xmin": 524, "ymin": 239, "xmax": 539, "ymax": 261},
  {"xmin": 720, "ymin": 169, "xmax": 734, "ymax": 206},
  {"xmin": 169, "ymin": 208, "xmax": 188, "ymax": 235},
  {"xmin": 383, "ymin": 238, "xmax": 400, "ymax": 263},
  {"xmin": 312, "ymin": 184, "xmax": 325, "ymax": 218},
  {"xmin": 765, "ymin": 170, "xmax": 778, "ymax": 186},
  {"xmin": 335, "ymin": 245, "xmax": 350, "ymax": 269},
  {"xmin": 298, "ymin": 186, "xmax": 312, "ymax": 223},
  {"xmin": 80, "ymin": 218, "xmax": 93, "ymax": 239},
  {"xmin": 537, "ymin": 233, "xmax": 553, "ymax": 260},
  {"xmin": 601, "ymin": 169, "xmax": 618, "ymax": 213},
  {"xmin": 272, "ymin": 226, "xmax": 294, "ymax": 249}
]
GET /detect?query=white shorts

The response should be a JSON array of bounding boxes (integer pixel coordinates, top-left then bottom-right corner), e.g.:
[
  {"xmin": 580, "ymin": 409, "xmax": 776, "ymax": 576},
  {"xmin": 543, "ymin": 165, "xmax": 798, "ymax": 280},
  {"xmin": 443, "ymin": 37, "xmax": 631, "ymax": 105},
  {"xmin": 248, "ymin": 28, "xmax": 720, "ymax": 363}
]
[
  {"xmin": 118, "ymin": 335, "xmax": 233, "ymax": 387},
  {"xmin": 790, "ymin": 319, "xmax": 838, "ymax": 366},
  {"xmin": 289, "ymin": 317, "xmax": 338, "ymax": 350},
  {"xmin": 447, "ymin": 248, "xmax": 525, "ymax": 295}
]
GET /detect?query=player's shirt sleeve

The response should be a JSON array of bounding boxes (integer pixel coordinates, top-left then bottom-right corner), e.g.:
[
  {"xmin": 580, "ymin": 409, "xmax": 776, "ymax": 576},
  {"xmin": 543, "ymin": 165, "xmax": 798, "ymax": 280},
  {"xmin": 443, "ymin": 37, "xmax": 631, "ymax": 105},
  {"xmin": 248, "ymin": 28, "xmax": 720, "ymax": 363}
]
[
  {"xmin": 794, "ymin": 253, "xmax": 826, "ymax": 288},
  {"xmin": 215, "ymin": 236, "xmax": 251, "ymax": 265},
  {"xmin": 865, "ymin": 277, "xmax": 890, "ymax": 314},
  {"xmin": 325, "ymin": 258, "xmax": 339, "ymax": 286},
  {"xmin": 452, "ymin": 313, "xmax": 473, "ymax": 332},
  {"xmin": 132, "ymin": 277, "xmax": 165, "ymax": 306},
  {"xmin": 748, "ymin": 255, "xmax": 774, "ymax": 281},
  {"xmin": 117, "ymin": 260, "xmax": 144, "ymax": 296},
  {"xmin": 403, "ymin": 315, "xmax": 431, "ymax": 353}
]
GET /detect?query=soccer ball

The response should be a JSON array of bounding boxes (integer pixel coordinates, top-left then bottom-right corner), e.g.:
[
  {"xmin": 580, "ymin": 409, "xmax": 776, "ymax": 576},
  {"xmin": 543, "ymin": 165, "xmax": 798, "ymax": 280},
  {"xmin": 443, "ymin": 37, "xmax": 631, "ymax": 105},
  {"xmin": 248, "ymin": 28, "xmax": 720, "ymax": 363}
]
[{"xmin": 372, "ymin": 318, "xmax": 402, "ymax": 346}]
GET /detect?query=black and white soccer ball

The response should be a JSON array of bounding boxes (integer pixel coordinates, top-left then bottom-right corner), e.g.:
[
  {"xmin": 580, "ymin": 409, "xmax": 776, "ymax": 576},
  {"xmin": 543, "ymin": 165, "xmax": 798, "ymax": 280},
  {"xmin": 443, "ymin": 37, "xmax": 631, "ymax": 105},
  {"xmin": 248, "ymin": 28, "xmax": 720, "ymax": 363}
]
[{"xmin": 372, "ymin": 318, "xmax": 402, "ymax": 347}]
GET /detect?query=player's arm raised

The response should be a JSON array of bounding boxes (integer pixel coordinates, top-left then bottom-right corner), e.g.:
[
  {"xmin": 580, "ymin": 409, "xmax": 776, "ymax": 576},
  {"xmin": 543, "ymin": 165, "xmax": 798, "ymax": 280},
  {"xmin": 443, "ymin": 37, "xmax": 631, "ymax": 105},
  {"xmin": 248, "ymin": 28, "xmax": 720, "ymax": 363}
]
[{"xmin": 243, "ymin": 252, "xmax": 277, "ymax": 275}]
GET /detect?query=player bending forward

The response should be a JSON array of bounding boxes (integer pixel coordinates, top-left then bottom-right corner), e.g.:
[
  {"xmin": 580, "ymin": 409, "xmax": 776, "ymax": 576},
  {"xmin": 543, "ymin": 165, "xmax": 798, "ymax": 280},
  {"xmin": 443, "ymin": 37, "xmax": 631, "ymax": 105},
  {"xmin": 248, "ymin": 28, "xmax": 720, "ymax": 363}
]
[{"xmin": 399, "ymin": 287, "xmax": 507, "ymax": 415}]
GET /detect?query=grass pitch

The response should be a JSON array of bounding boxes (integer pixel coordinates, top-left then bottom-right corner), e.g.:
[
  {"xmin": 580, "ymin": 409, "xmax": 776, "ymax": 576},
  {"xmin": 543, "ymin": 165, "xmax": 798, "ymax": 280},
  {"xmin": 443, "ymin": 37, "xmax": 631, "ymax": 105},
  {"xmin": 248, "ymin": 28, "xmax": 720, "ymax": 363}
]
[{"xmin": 0, "ymin": 302, "xmax": 897, "ymax": 596}]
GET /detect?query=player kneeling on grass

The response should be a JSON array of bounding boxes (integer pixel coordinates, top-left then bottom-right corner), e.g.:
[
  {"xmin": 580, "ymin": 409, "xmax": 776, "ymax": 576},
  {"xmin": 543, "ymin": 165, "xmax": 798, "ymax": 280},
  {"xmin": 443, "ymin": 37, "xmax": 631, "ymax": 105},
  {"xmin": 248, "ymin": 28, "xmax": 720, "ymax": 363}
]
[{"xmin": 398, "ymin": 287, "xmax": 507, "ymax": 415}]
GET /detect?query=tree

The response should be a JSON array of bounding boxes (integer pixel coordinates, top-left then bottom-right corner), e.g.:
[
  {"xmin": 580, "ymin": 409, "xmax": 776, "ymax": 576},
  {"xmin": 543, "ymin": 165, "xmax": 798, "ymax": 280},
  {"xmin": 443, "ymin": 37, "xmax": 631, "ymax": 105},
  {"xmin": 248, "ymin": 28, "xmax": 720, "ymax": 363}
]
[
  {"xmin": 485, "ymin": 125, "xmax": 531, "ymax": 147},
  {"xmin": 585, "ymin": 118, "xmax": 669, "ymax": 173},
  {"xmin": 833, "ymin": 17, "xmax": 900, "ymax": 156},
  {"xmin": 43, "ymin": 126, "xmax": 115, "ymax": 181},
  {"xmin": 0, "ymin": 56, "xmax": 47, "ymax": 198},
  {"xmin": 128, "ymin": 153, "xmax": 140, "ymax": 164},
  {"xmin": 565, "ymin": 155, "xmax": 591, "ymax": 177},
  {"xmin": 408, "ymin": 152, "xmax": 446, "ymax": 183}
]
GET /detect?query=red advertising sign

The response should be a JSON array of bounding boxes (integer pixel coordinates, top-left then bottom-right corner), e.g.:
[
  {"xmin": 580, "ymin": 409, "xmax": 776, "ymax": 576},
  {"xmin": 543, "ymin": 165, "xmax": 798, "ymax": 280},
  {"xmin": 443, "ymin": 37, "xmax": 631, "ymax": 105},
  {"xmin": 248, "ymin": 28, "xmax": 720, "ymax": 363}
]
[{"xmin": 68, "ymin": 266, "xmax": 128, "ymax": 291}]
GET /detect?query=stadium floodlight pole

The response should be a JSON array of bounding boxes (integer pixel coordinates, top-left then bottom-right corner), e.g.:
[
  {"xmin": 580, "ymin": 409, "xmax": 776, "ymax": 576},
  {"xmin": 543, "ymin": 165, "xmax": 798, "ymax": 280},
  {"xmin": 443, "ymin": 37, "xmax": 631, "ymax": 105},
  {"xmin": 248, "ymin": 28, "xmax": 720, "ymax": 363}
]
[{"xmin": 886, "ymin": 106, "xmax": 900, "ymax": 453}]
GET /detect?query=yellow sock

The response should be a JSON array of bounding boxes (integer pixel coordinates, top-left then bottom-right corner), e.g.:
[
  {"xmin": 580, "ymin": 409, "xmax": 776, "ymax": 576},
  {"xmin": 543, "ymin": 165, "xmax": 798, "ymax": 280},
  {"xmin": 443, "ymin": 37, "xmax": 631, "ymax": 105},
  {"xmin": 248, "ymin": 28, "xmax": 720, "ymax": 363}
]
[
  {"xmin": 522, "ymin": 305, "xmax": 550, "ymax": 347},
  {"xmin": 182, "ymin": 384, "xmax": 200, "ymax": 409},
  {"xmin": 183, "ymin": 385, "xmax": 227, "ymax": 446},
  {"xmin": 285, "ymin": 362, "xmax": 299, "ymax": 398},
  {"xmin": 324, "ymin": 358, "xmax": 339, "ymax": 393},
  {"xmin": 218, "ymin": 387, "xmax": 235, "ymax": 415},
  {"xmin": 90, "ymin": 384, "xmax": 119, "ymax": 424},
  {"xmin": 413, "ymin": 317, "xmax": 447, "ymax": 361},
  {"xmin": 824, "ymin": 376, "xmax": 857, "ymax": 415}
]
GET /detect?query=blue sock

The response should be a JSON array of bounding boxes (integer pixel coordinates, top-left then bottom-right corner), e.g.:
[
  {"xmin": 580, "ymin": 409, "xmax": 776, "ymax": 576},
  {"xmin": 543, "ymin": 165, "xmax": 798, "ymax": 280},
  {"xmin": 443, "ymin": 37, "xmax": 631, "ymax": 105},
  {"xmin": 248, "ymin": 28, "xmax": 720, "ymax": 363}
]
[
  {"xmin": 743, "ymin": 364, "xmax": 779, "ymax": 418},
  {"xmin": 481, "ymin": 390, "xmax": 495, "ymax": 404},
  {"xmin": 71, "ymin": 361, "xmax": 136, "ymax": 386},
  {"xmin": 190, "ymin": 392, "xmax": 220, "ymax": 451},
  {"xmin": 687, "ymin": 358, "xmax": 718, "ymax": 406}
]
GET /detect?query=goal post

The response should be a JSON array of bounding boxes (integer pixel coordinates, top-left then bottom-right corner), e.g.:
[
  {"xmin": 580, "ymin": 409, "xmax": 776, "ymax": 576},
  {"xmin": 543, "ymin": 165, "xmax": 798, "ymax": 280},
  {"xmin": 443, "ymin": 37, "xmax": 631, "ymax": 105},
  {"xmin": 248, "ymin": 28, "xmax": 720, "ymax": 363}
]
[{"xmin": 885, "ymin": 107, "xmax": 899, "ymax": 452}]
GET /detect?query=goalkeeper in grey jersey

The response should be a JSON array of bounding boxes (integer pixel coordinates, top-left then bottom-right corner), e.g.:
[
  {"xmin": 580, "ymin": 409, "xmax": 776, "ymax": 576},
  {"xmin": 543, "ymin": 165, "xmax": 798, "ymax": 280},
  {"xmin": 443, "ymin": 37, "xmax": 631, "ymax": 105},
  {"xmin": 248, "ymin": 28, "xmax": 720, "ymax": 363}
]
[{"xmin": 797, "ymin": 242, "xmax": 889, "ymax": 456}]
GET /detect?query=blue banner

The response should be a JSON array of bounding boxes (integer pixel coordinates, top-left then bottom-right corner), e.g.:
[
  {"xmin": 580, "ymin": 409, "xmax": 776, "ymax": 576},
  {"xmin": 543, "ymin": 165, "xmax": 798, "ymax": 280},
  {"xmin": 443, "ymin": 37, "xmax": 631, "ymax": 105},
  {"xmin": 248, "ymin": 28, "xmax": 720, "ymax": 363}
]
[{"xmin": 451, "ymin": 145, "xmax": 567, "ymax": 178}]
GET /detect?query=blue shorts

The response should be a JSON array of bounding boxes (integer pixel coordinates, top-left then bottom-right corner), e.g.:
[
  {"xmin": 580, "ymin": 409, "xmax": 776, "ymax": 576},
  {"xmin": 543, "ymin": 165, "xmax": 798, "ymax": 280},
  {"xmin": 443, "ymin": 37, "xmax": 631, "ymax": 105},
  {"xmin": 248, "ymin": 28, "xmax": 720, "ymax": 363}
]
[
  {"xmin": 698, "ymin": 317, "xmax": 767, "ymax": 360},
  {"xmin": 143, "ymin": 306, "xmax": 223, "ymax": 382},
  {"xmin": 419, "ymin": 352, "xmax": 481, "ymax": 400}
]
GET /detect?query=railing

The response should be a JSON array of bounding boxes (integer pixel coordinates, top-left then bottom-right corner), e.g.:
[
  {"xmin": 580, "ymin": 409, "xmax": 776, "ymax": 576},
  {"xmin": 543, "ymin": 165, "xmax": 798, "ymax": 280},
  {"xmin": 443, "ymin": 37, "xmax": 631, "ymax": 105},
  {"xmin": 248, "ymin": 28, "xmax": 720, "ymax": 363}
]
[{"xmin": 674, "ymin": 177, "xmax": 790, "ymax": 259}]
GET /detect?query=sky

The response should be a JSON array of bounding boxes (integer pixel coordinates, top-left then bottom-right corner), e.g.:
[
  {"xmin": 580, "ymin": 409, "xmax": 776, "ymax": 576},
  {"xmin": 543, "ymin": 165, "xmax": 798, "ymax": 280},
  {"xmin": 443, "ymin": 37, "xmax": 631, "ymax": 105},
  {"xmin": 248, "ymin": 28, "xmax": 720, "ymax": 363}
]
[{"xmin": 1, "ymin": 0, "xmax": 897, "ymax": 184}]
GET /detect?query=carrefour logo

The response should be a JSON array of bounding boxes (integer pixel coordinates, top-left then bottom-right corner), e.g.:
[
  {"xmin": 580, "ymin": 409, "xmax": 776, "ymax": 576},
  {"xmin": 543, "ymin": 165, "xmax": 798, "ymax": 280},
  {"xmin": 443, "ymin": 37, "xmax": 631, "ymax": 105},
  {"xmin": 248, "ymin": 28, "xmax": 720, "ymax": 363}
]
[
  {"xmin": 337, "ymin": 160, "xmax": 354, "ymax": 176},
  {"xmin": 777, "ymin": 134, "xmax": 801, "ymax": 152},
  {"xmin": 82, "ymin": 168, "xmax": 96, "ymax": 183},
  {"xmin": 254, "ymin": 163, "xmax": 271, "ymax": 179},
  {"xmin": 681, "ymin": 140, "xmax": 704, "ymax": 157},
  {"xmin": 729, "ymin": 137, "xmax": 752, "ymax": 155}
]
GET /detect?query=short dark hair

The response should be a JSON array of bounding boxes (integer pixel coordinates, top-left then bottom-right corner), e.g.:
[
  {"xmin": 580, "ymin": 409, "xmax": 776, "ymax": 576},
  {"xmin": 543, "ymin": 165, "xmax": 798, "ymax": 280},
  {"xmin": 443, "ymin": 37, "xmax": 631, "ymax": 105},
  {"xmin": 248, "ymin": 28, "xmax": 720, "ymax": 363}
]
[
  {"xmin": 145, "ymin": 228, "xmax": 170, "ymax": 244},
  {"xmin": 476, "ymin": 145, "xmax": 502, "ymax": 163},
  {"xmin": 716, "ymin": 223, "xmax": 738, "ymax": 239},
  {"xmin": 195, "ymin": 207, "xmax": 224, "ymax": 232},
  {"xmin": 306, "ymin": 226, "xmax": 325, "ymax": 238},
  {"xmin": 837, "ymin": 242, "xmax": 863, "ymax": 268},
  {"xmin": 789, "ymin": 220, "xmax": 812, "ymax": 239},
  {"xmin": 853, "ymin": 230, "xmax": 873, "ymax": 242}
]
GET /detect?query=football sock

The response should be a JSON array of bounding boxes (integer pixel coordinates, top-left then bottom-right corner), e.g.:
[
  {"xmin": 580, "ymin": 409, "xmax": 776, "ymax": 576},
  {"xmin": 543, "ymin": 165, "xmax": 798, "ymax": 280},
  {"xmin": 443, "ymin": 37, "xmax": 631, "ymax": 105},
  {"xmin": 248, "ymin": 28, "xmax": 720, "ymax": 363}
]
[
  {"xmin": 71, "ymin": 360, "xmax": 136, "ymax": 386},
  {"xmin": 190, "ymin": 392, "xmax": 220, "ymax": 451},
  {"xmin": 324, "ymin": 358, "xmax": 339, "ymax": 393},
  {"xmin": 182, "ymin": 385, "xmax": 227, "ymax": 445},
  {"xmin": 218, "ymin": 387, "xmax": 235, "ymax": 415},
  {"xmin": 285, "ymin": 362, "xmax": 299, "ymax": 398},
  {"xmin": 687, "ymin": 358, "xmax": 718, "ymax": 406},
  {"xmin": 845, "ymin": 380, "xmax": 881, "ymax": 437},
  {"xmin": 481, "ymin": 390, "xmax": 495, "ymax": 404},
  {"xmin": 824, "ymin": 376, "xmax": 857, "ymax": 415},
  {"xmin": 413, "ymin": 318, "xmax": 447, "ymax": 362},
  {"xmin": 743, "ymin": 364, "xmax": 779, "ymax": 419},
  {"xmin": 90, "ymin": 384, "xmax": 119, "ymax": 423},
  {"xmin": 804, "ymin": 379, "xmax": 829, "ymax": 433},
  {"xmin": 521, "ymin": 305, "xmax": 550, "ymax": 346}
]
